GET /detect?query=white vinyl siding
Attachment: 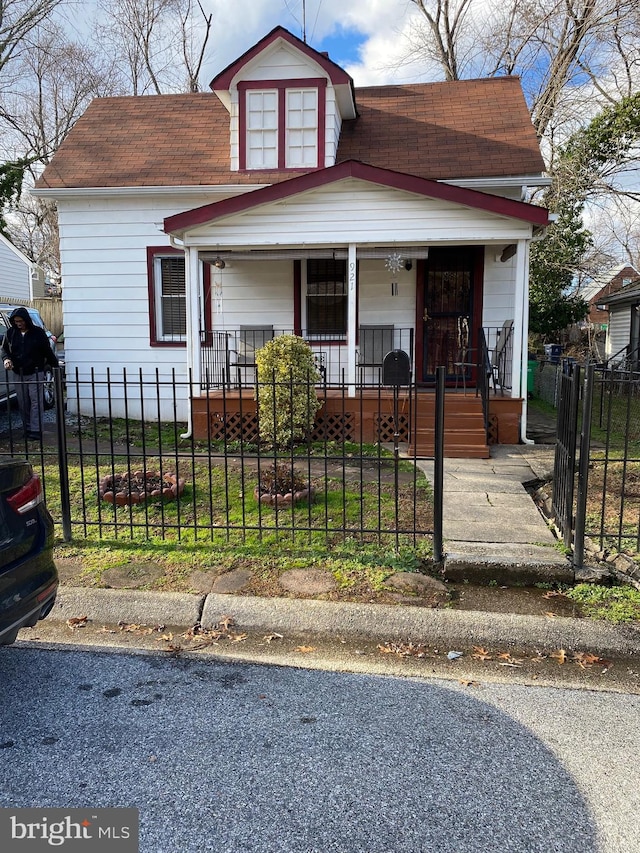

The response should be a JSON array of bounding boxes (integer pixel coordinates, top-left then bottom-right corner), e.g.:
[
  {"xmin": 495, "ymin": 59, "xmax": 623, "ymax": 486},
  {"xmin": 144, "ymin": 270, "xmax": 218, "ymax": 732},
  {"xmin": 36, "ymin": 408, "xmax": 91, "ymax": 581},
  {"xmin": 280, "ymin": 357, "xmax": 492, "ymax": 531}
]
[
  {"xmin": 286, "ymin": 89, "xmax": 318, "ymax": 168},
  {"xmin": 246, "ymin": 90, "xmax": 278, "ymax": 169},
  {"xmin": 607, "ymin": 306, "xmax": 632, "ymax": 360},
  {"xmin": 185, "ymin": 182, "xmax": 535, "ymax": 247},
  {"xmin": 0, "ymin": 236, "xmax": 32, "ymax": 301}
]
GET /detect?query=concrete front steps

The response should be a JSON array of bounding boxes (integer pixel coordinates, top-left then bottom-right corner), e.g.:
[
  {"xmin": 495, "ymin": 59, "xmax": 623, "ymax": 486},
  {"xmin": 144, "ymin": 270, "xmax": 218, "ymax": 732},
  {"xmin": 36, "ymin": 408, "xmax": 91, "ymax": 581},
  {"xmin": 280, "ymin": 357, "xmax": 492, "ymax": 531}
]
[{"xmin": 408, "ymin": 394, "xmax": 490, "ymax": 458}]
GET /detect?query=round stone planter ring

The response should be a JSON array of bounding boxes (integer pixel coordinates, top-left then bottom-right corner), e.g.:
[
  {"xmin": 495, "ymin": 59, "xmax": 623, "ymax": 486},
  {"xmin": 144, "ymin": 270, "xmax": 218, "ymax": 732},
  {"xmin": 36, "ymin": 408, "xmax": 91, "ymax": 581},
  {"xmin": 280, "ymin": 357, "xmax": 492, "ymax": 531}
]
[
  {"xmin": 254, "ymin": 485, "xmax": 315, "ymax": 506},
  {"xmin": 99, "ymin": 471, "xmax": 186, "ymax": 506}
]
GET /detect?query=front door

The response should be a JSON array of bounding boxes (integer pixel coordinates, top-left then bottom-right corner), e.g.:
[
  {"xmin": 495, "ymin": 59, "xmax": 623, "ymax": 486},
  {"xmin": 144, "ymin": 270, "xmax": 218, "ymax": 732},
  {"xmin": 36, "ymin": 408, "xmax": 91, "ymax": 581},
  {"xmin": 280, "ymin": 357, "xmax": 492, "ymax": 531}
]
[{"xmin": 417, "ymin": 247, "xmax": 482, "ymax": 383}]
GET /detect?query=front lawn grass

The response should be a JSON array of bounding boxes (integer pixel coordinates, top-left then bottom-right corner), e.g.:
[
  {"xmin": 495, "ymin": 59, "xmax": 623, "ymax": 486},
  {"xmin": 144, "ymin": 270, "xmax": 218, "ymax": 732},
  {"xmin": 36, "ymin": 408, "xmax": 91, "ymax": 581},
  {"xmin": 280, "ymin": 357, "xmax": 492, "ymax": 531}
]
[
  {"xmin": 565, "ymin": 582, "xmax": 640, "ymax": 623},
  {"xmin": 38, "ymin": 436, "xmax": 433, "ymax": 594}
]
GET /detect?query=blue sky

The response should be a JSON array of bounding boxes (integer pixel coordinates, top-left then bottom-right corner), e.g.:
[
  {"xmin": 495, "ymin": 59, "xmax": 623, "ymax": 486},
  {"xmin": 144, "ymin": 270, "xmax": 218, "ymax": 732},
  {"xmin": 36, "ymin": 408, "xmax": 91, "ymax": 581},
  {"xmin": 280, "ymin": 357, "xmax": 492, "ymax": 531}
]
[{"xmin": 312, "ymin": 27, "xmax": 367, "ymax": 68}]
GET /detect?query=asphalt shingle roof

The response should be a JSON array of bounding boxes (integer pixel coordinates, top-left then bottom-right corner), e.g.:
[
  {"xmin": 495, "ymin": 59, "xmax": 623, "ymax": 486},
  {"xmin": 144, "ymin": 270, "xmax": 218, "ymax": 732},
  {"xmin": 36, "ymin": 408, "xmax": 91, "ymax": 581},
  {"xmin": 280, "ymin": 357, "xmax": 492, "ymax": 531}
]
[{"xmin": 36, "ymin": 77, "xmax": 545, "ymax": 190}]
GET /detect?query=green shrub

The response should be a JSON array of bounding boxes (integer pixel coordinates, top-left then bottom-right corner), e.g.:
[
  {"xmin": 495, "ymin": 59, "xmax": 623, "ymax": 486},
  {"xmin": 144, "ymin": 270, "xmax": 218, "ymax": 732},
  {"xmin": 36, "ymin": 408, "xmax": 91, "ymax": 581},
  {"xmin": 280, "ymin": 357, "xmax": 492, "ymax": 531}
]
[{"xmin": 255, "ymin": 334, "xmax": 322, "ymax": 448}]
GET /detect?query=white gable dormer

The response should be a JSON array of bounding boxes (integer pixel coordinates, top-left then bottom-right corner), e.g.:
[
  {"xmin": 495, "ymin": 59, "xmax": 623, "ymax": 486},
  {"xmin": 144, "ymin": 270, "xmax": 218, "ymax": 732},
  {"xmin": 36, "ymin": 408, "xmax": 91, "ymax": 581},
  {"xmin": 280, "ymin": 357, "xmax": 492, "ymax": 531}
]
[{"xmin": 210, "ymin": 26, "xmax": 357, "ymax": 173}]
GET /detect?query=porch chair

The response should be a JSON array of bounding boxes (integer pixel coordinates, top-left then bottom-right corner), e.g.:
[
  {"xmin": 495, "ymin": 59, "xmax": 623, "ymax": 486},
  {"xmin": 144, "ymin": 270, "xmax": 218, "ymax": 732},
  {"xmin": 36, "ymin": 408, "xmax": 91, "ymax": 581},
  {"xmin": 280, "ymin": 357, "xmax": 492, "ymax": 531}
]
[
  {"xmin": 490, "ymin": 320, "xmax": 513, "ymax": 394},
  {"xmin": 357, "ymin": 325, "xmax": 394, "ymax": 383},
  {"xmin": 230, "ymin": 325, "xmax": 274, "ymax": 384}
]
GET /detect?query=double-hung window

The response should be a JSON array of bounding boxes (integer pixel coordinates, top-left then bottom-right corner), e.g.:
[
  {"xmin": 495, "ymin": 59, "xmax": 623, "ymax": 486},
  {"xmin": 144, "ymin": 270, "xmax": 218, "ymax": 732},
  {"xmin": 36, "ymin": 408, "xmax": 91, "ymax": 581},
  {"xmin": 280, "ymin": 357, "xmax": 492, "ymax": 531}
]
[
  {"xmin": 147, "ymin": 247, "xmax": 211, "ymax": 346},
  {"xmin": 246, "ymin": 90, "xmax": 278, "ymax": 169},
  {"xmin": 286, "ymin": 89, "xmax": 318, "ymax": 168},
  {"xmin": 306, "ymin": 259, "xmax": 347, "ymax": 338},
  {"xmin": 154, "ymin": 255, "xmax": 186, "ymax": 342},
  {"xmin": 240, "ymin": 81, "xmax": 323, "ymax": 171}
]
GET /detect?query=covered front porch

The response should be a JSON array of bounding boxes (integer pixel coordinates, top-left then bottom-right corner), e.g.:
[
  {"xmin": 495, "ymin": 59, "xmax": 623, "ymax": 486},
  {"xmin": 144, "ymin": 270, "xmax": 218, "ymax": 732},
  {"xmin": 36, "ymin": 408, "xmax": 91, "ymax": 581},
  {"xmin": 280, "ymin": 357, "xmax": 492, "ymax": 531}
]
[{"xmin": 162, "ymin": 161, "xmax": 547, "ymax": 455}]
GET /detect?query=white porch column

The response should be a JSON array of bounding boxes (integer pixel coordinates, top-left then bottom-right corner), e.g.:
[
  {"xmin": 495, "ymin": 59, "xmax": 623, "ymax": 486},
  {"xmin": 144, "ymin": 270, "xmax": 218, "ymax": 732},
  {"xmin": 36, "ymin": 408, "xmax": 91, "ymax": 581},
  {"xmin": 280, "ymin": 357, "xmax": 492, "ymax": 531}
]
[
  {"xmin": 511, "ymin": 239, "xmax": 530, "ymax": 429},
  {"xmin": 185, "ymin": 246, "xmax": 202, "ymax": 388},
  {"xmin": 347, "ymin": 243, "xmax": 357, "ymax": 396}
]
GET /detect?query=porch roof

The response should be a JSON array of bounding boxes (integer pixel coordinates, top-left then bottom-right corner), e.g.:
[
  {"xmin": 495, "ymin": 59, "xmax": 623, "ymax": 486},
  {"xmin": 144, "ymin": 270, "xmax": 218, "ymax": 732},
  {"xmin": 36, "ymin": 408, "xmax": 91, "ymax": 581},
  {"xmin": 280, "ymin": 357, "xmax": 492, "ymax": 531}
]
[{"xmin": 164, "ymin": 160, "xmax": 550, "ymax": 239}]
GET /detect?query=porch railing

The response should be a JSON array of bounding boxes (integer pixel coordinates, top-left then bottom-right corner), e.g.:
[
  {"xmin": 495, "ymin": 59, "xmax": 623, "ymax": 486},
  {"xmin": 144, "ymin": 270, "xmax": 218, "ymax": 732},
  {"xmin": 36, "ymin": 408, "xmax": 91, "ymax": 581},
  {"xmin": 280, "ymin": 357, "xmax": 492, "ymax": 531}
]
[{"xmin": 200, "ymin": 327, "xmax": 415, "ymax": 388}]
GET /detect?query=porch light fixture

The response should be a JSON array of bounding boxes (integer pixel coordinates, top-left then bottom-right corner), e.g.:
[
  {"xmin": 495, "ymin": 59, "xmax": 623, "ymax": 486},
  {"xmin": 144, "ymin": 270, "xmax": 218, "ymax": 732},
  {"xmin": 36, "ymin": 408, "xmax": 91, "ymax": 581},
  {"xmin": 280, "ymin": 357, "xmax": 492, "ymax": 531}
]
[{"xmin": 213, "ymin": 257, "xmax": 226, "ymax": 269}]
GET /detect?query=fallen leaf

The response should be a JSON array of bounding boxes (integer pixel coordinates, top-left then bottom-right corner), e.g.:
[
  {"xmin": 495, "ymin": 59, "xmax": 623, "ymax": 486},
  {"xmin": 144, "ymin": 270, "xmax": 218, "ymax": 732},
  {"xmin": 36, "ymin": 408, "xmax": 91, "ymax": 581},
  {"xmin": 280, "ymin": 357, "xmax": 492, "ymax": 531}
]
[
  {"xmin": 496, "ymin": 653, "xmax": 524, "ymax": 664},
  {"xmin": 551, "ymin": 649, "xmax": 567, "ymax": 665},
  {"xmin": 217, "ymin": 615, "xmax": 235, "ymax": 631},
  {"xmin": 459, "ymin": 679, "xmax": 481, "ymax": 687},
  {"xmin": 295, "ymin": 646, "xmax": 316, "ymax": 653},
  {"xmin": 158, "ymin": 633, "xmax": 174, "ymax": 642},
  {"xmin": 263, "ymin": 633, "xmax": 284, "ymax": 643},
  {"xmin": 117, "ymin": 622, "xmax": 153, "ymax": 634},
  {"xmin": 542, "ymin": 590, "xmax": 568, "ymax": 599},
  {"xmin": 499, "ymin": 662, "xmax": 523, "ymax": 668},
  {"xmin": 378, "ymin": 641, "xmax": 432, "ymax": 658},
  {"xmin": 572, "ymin": 651, "xmax": 606, "ymax": 669},
  {"xmin": 66, "ymin": 616, "xmax": 88, "ymax": 629},
  {"xmin": 472, "ymin": 646, "xmax": 492, "ymax": 661},
  {"xmin": 544, "ymin": 611, "xmax": 559, "ymax": 618},
  {"xmin": 229, "ymin": 633, "xmax": 248, "ymax": 643}
]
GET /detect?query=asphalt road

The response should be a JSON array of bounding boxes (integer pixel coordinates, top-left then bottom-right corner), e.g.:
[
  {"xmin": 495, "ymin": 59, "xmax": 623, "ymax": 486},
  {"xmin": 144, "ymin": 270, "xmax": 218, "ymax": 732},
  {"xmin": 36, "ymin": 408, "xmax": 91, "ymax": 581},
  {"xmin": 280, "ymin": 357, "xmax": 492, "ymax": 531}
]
[{"xmin": 1, "ymin": 644, "xmax": 639, "ymax": 852}]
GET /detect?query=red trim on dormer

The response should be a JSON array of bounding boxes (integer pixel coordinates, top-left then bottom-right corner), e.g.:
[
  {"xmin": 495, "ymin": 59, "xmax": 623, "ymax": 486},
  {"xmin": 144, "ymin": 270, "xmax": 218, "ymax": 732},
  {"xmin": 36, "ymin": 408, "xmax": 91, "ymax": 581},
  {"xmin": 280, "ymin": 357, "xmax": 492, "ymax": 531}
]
[
  {"xmin": 164, "ymin": 160, "xmax": 550, "ymax": 236},
  {"xmin": 210, "ymin": 26, "xmax": 353, "ymax": 91},
  {"xmin": 238, "ymin": 79, "xmax": 327, "ymax": 171}
]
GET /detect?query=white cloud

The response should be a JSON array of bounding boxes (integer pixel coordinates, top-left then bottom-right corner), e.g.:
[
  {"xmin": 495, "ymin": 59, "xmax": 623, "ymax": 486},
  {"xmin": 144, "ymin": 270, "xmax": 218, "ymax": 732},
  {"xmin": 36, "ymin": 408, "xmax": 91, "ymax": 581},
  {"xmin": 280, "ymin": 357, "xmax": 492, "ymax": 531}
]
[{"xmin": 202, "ymin": 0, "xmax": 424, "ymax": 86}]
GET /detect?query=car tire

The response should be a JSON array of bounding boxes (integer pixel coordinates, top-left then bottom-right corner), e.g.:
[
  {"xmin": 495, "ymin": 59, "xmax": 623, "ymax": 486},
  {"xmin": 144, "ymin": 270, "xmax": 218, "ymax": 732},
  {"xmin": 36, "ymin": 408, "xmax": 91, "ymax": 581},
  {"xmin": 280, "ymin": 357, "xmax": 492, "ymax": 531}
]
[
  {"xmin": 43, "ymin": 367, "xmax": 55, "ymax": 410},
  {"xmin": 0, "ymin": 627, "xmax": 19, "ymax": 645}
]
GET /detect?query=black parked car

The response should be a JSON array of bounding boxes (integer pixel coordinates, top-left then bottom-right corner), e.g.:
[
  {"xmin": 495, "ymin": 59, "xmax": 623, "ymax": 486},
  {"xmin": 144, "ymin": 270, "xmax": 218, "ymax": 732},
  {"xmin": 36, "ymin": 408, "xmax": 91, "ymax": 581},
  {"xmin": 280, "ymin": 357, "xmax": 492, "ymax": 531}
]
[{"xmin": 0, "ymin": 459, "xmax": 58, "ymax": 645}]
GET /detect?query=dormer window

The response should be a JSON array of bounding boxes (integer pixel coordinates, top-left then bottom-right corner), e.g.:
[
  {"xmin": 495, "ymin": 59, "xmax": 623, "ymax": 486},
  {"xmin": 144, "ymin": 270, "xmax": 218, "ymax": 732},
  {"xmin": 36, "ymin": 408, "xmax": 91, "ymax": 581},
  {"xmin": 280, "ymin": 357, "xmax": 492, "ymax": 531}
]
[
  {"xmin": 286, "ymin": 89, "xmax": 318, "ymax": 167},
  {"xmin": 247, "ymin": 90, "xmax": 278, "ymax": 168},
  {"xmin": 239, "ymin": 79, "xmax": 326, "ymax": 171}
]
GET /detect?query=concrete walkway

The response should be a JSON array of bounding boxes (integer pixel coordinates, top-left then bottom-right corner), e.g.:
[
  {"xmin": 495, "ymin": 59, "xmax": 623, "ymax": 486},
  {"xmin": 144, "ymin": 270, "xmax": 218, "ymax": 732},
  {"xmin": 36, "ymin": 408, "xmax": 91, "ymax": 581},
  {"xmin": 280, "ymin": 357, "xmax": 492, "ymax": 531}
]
[{"xmin": 416, "ymin": 443, "xmax": 572, "ymax": 584}]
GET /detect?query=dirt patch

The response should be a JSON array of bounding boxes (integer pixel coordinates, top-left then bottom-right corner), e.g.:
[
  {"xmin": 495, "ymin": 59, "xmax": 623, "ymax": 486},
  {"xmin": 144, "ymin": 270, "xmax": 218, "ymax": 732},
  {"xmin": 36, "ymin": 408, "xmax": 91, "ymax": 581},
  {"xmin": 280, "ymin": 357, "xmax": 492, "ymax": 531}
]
[
  {"xmin": 101, "ymin": 562, "xmax": 164, "ymax": 589},
  {"xmin": 449, "ymin": 583, "xmax": 583, "ymax": 618},
  {"xmin": 279, "ymin": 569, "xmax": 337, "ymax": 595}
]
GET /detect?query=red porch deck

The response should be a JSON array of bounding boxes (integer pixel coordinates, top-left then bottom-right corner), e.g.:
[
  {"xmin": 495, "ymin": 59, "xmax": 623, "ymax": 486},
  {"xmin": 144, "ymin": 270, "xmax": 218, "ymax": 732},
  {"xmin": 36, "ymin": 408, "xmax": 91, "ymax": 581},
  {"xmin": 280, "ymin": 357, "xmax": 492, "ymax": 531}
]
[{"xmin": 192, "ymin": 388, "xmax": 523, "ymax": 459}]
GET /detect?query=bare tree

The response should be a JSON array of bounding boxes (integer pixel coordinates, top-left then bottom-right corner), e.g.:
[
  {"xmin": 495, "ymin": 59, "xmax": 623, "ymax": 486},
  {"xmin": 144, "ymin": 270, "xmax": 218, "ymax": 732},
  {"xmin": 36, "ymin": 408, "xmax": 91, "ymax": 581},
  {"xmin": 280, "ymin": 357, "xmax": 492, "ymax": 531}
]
[
  {"xmin": 97, "ymin": 0, "xmax": 212, "ymax": 95},
  {"xmin": 408, "ymin": 0, "xmax": 639, "ymax": 139},
  {"xmin": 0, "ymin": 0, "xmax": 65, "ymax": 75},
  {"xmin": 0, "ymin": 20, "xmax": 122, "ymax": 274},
  {"xmin": 406, "ymin": 0, "xmax": 476, "ymax": 81},
  {"xmin": 1, "ymin": 22, "xmax": 121, "ymax": 167}
]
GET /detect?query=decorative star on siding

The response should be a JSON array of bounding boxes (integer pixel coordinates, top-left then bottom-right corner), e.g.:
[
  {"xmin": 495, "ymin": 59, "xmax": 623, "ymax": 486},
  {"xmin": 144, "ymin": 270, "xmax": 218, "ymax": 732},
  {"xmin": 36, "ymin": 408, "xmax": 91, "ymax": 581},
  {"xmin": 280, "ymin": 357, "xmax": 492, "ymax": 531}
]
[{"xmin": 385, "ymin": 252, "xmax": 404, "ymax": 274}]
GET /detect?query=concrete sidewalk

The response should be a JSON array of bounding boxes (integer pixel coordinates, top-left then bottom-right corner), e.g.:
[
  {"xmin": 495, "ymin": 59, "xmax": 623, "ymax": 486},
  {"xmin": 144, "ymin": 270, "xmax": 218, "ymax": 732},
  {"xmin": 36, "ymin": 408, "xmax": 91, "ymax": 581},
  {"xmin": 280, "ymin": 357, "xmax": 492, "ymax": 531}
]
[{"xmin": 416, "ymin": 443, "xmax": 572, "ymax": 584}]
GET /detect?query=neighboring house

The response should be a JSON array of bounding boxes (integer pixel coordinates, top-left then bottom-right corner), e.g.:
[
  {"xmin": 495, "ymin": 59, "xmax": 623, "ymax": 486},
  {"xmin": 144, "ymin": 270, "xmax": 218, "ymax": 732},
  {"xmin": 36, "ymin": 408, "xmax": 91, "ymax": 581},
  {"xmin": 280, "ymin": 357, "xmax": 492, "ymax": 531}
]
[
  {"xmin": 581, "ymin": 263, "xmax": 640, "ymax": 328},
  {"xmin": 599, "ymin": 280, "xmax": 640, "ymax": 367},
  {"xmin": 32, "ymin": 25, "xmax": 549, "ymax": 452},
  {"xmin": 0, "ymin": 232, "xmax": 43, "ymax": 301}
]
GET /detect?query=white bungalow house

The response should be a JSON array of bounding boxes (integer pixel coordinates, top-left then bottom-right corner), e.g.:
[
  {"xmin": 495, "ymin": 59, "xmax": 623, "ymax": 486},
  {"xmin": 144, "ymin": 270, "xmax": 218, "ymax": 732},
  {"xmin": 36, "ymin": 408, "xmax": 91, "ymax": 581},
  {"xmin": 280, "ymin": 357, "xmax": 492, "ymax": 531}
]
[{"xmin": 32, "ymin": 26, "xmax": 549, "ymax": 456}]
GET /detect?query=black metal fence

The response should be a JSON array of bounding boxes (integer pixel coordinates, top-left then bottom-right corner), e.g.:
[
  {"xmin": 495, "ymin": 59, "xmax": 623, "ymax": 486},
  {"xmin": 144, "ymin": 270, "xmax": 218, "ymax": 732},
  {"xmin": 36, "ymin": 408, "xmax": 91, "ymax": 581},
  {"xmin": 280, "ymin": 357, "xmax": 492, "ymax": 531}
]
[
  {"xmin": 553, "ymin": 360, "xmax": 640, "ymax": 561},
  {"xmin": 0, "ymin": 367, "xmax": 443, "ymax": 557}
]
